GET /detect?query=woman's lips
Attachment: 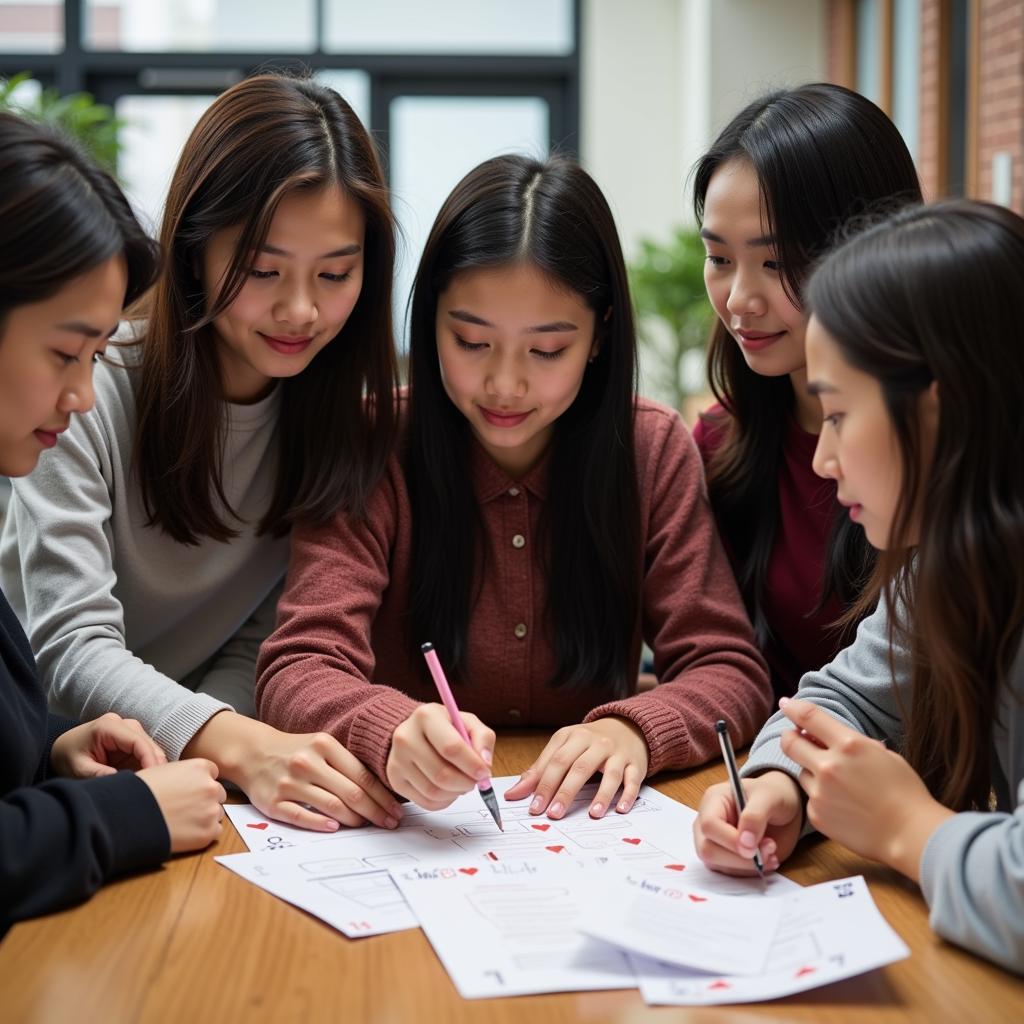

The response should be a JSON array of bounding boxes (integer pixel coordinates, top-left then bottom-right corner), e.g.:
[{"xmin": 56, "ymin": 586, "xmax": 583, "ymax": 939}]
[
  {"xmin": 735, "ymin": 329, "xmax": 785, "ymax": 353},
  {"xmin": 479, "ymin": 407, "xmax": 531, "ymax": 428},
  {"xmin": 261, "ymin": 333, "xmax": 313, "ymax": 355}
]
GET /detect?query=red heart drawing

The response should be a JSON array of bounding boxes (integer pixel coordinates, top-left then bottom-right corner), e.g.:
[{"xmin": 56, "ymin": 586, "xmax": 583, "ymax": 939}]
[
  {"xmin": 622, "ymin": 837, "xmax": 641, "ymax": 845},
  {"xmin": 459, "ymin": 867, "xmax": 478, "ymax": 876},
  {"xmin": 688, "ymin": 894, "xmax": 708, "ymax": 903},
  {"xmin": 545, "ymin": 845, "xmax": 566, "ymax": 854},
  {"xmin": 531, "ymin": 823, "xmax": 551, "ymax": 832},
  {"xmin": 794, "ymin": 966, "xmax": 817, "ymax": 978},
  {"xmin": 664, "ymin": 864, "xmax": 686, "ymax": 871},
  {"xmin": 246, "ymin": 822, "xmax": 269, "ymax": 830},
  {"xmin": 708, "ymin": 980, "xmax": 731, "ymax": 990}
]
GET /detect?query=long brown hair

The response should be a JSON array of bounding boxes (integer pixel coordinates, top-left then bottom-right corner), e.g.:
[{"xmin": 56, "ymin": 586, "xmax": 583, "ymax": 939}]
[
  {"xmin": 692, "ymin": 84, "xmax": 922, "ymax": 645},
  {"xmin": 806, "ymin": 200, "xmax": 1024, "ymax": 811},
  {"xmin": 133, "ymin": 74, "xmax": 397, "ymax": 544}
]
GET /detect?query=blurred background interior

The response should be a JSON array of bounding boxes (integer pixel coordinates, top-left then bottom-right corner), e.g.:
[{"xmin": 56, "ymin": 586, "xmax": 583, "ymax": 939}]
[{"xmin": 0, "ymin": 0, "xmax": 1020, "ymax": 516}]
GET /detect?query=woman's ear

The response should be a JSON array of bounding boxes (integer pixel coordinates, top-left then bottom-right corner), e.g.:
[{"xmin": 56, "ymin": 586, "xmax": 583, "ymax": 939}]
[{"xmin": 588, "ymin": 306, "xmax": 612, "ymax": 363}]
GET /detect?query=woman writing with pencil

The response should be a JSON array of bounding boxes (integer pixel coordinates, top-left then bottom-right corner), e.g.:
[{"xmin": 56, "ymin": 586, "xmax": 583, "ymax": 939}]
[{"xmin": 256, "ymin": 155, "xmax": 771, "ymax": 820}]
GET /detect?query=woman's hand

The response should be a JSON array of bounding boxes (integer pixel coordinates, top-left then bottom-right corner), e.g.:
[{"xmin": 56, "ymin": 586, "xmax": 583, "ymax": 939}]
[
  {"xmin": 50, "ymin": 711, "xmax": 167, "ymax": 778},
  {"xmin": 504, "ymin": 717, "xmax": 649, "ymax": 819},
  {"xmin": 693, "ymin": 770, "xmax": 803, "ymax": 875},
  {"xmin": 137, "ymin": 759, "xmax": 226, "ymax": 853},
  {"xmin": 778, "ymin": 697, "xmax": 953, "ymax": 880},
  {"xmin": 385, "ymin": 703, "xmax": 495, "ymax": 811},
  {"xmin": 184, "ymin": 712, "xmax": 405, "ymax": 832}
]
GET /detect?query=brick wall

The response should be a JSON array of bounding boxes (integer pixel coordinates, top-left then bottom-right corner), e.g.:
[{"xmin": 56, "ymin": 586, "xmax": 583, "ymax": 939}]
[
  {"xmin": 975, "ymin": 0, "xmax": 1024, "ymax": 211},
  {"xmin": 919, "ymin": 0, "xmax": 945, "ymax": 200}
]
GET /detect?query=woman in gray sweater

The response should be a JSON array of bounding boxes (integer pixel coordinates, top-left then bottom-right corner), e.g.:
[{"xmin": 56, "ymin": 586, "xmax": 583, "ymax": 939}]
[{"xmin": 694, "ymin": 200, "xmax": 1024, "ymax": 974}]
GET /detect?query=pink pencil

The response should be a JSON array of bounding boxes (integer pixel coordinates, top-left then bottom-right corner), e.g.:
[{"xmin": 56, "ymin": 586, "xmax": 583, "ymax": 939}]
[{"xmin": 420, "ymin": 642, "xmax": 503, "ymax": 831}]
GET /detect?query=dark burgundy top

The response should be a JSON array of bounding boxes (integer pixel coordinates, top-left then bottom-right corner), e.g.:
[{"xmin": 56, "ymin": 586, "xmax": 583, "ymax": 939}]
[{"xmin": 692, "ymin": 406, "xmax": 846, "ymax": 698}]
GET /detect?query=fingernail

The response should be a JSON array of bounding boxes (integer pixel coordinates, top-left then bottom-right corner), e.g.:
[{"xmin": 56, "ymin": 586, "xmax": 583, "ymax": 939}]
[
  {"xmin": 481, "ymin": 748, "xmax": 493, "ymax": 765},
  {"xmin": 779, "ymin": 696, "xmax": 790, "ymax": 708},
  {"xmin": 548, "ymin": 801, "xmax": 563, "ymax": 817},
  {"xmin": 739, "ymin": 830, "xmax": 756, "ymax": 849},
  {"xmin": 590, "ymin": 802, "xmax": 604, "ymax": 817},
  {"xmin": 475, "ymin": 767, "xmax": 490, "ymax": 781},
  {"xmin": 618, "ymin": 800, "xmax": 629, "ymax": 813},
  {"xmin": 530, "ymin": 796, "xmax": 544, "ymax": 813},
  {"xmin": 763, "ymin": 839, "xmax": 776, "ymax": 855},
  {"xmin": 327, "ymin": 820, "xmax": 340, "ymax": 831},
  {"xmin": 384, "ymin": 816, "xmax": 399, "ymax": 829},
  {"xmin": 768, "ymin": 856, "xmax": 780, "ymax": 870}
]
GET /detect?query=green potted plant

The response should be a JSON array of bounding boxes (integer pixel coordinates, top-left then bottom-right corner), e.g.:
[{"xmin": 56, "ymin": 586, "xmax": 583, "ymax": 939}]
[
  {"xmin": 629, "ymin": 227, "xmax": 713, "ymax": 414},
  {"xmin": 0, "ymin": 72, "xmax": 122, "ymax": 173}
]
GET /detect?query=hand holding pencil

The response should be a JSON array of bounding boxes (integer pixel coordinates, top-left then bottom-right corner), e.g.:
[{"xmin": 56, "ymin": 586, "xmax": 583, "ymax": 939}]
[{"xmin": 383, "ymin": 648, "xmax": 499, "ymax": 817}]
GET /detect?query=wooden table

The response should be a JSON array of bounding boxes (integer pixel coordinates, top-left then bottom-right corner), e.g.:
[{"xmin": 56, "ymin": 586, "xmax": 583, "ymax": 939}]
[{"xmin": 1, "ymin": 733, "xmax": 1020, "ymax": 1023}]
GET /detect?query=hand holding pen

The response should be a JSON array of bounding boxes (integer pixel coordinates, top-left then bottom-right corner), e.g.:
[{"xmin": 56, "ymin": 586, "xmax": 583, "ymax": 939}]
[
  {"xmin": 382, "ymin": 646, "xmax": 499, "ymax": 817},
  {"xmin": 716, "ymin": 719, "xmax": 764, "ymax": 876},
  {"xmin": 420, "ymin": 643, "xmax": 503, "ymax": 830}
]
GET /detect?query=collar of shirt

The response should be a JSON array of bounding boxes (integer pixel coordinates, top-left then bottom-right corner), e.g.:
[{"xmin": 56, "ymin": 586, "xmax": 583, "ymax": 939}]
[{"xmin": 470, "ymin": 436, "xmax": 551, "ymax": 504}]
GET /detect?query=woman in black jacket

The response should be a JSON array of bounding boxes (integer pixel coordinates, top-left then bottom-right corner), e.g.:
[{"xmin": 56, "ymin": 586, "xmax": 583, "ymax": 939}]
[{"xmin": 0, "ymin": 113, "xmax": 225, "ymax": 937}]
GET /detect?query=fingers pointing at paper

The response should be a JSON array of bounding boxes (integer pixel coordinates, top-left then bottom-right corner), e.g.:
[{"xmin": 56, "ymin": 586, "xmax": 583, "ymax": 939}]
[{"xmin": 504, "ymin": 717, "xmax": 650, "ymax": 820}]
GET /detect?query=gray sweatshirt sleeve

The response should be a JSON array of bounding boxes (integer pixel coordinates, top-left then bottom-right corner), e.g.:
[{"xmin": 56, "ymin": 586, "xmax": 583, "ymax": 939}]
[
  {"xmin": 919, "ymin": 784, "xmax": 1024, "ymax": 974},
  {"xmin": 1, "ymin": 405, "xmax": 230, "ymax": 760},
  {"xmin": 740, "ymin": 598, "xmax": 904, "ymax": 779},
  {"xmin": 743, "ymin": 599, "xmax": 1024, "ymax": 974}
]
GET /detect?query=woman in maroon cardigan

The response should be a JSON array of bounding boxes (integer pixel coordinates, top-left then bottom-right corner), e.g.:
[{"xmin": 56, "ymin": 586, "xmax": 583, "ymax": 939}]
[{"xmin": 256, "ymin": 155, "xmax": 770, "ymax": 822}]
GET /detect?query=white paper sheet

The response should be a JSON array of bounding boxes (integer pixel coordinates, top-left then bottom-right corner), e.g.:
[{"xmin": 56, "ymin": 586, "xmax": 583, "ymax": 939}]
[
  {"xmin": 630, "ymin": 876, "xmax": 910, "ymax": 1005},
  {"xmin": 580, "ymin": 872, "xmax": 786, "ymax": 975},
  {"xmin": 391, "ymin": 860, "xmax": 637, "ymax": 998},
  {"xmin": 224, "ymin": 803, "xmax": 345, "ymax": 853},
  {"xmin": 218, "ymin": 777, "xmax": 796, "ymax": 943}
]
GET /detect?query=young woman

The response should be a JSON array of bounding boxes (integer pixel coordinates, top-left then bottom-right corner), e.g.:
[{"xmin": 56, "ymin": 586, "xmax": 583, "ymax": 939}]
[
  {"xmin": 693, "ymin": 200, "xmax": 1024, "ymax": 973},
  {"xmin": 1, "ymin": 75, "xmax": 404, "ymax": 833},
  {"xmin": 692, "ymin": 83, "xmax": 922, "ymax": 697},
  {"xmin": 256, "ymin": 155, "xmax": 771, "ymax": 820},
  {"xmin": 1, "ymin": 113, "xmax": 226, "ymax": 936}
]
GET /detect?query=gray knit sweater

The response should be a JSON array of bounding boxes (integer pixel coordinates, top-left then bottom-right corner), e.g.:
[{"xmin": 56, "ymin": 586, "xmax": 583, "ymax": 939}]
[
  {"xmin": 742, "ymin": 598, "xmax": 1023, "ymax": 974},
  {"xmin": 0, "ymin": 353, "xmax": 288, "ymax": 759}
]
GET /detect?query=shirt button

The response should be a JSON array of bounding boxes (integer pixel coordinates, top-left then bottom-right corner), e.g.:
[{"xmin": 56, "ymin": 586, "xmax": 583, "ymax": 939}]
[
  {"xmin": 514, "ymin": 622, "xmax": 527, "ymax": 639},
  {"xmin": 508, "ymin": 487, "xmax": 520, "ymax": 497},
  {"xmin": 508, "ymin": 708, "xmax": 522, "ymax": 719},
  {"xmin": 512, "ymin": 534, "xmax": 526, "ymax": 549}
]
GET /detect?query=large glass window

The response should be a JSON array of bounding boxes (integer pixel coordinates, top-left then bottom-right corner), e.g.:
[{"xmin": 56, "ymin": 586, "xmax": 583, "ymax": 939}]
[
  {"xmin": 324, "ymin": 0, "xmax": 573, "ymax": 55},
  {"xmin": 83, "ymin": 0, "xmax": 316, "ymax": 52},
  {"xmin": 0, "ymin": 0, "xmax": 63, "ymax": 53},
  {"xmin": 390, "ymin": 95, "xmax": 550, "ymax": 338},
  {"xmin": 891, "ymin": 0, "xmax": 920, "ymax": 161}
]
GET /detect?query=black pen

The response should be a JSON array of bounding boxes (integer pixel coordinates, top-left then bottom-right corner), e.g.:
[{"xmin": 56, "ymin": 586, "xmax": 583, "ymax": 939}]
[{"xmin": 715, "ymin": 719, "xmax": 765, "ymax": 877}]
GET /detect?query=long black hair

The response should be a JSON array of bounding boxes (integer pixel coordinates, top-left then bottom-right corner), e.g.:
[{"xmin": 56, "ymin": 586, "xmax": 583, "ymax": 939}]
[
  {"xmin": 806, "ymin": 199, "xmax": 1024, "ymax": 811},
  {"xmin": 406, "ymin": 154, "xmax": 641, "ymax": 697},
  {"xmin": 0, "ymin": 111, "xmax": 159, "ymax": 327},
  {"xmin": 692, "ymin": 83, "xmax": 922, "ymax": 647}
]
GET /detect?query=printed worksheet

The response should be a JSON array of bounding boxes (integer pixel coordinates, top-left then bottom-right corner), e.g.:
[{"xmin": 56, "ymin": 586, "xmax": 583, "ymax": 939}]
[
  {"xmin": 580, "ymin": 872, "xmax": 787, "ymax": 975},
  {"xmin": 218, "ymin": 777, "xmax": 794, "ymax": 939},
  {"xmin": 224, "ymin": 803, "xmax": 344, "ymax": 853},
  {"xmin": 391, "ymin": 859, "xmax": 636, "ymax": 998},
  {"xmin": 629, "ymin": 876, "xmax": 910, "ymax": 1005}
]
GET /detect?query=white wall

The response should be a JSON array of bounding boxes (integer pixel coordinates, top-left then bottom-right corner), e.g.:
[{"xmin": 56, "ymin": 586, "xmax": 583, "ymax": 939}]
[{"xmin": 581, "ymin": 0, "xmax": 827, "ymax": 255}]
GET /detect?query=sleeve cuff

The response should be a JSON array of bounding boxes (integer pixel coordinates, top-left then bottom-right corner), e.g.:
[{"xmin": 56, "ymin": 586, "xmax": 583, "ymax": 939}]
[
  {"xmin": 584, "ymin": 694, "xmax": 693, "ymax": 776},
  {"xmin": 78, "ymin": 771, "xmax": 171, "ymax": 876},
  {"xmin": 154, "ymin": 694, "xmax": 234, "ymax": 761},
  {"xmin": 346, "ymin": 689, "xmax": 424, "ymax": 783}
]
